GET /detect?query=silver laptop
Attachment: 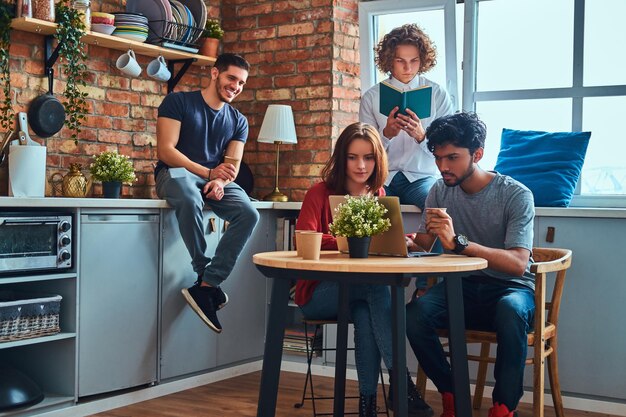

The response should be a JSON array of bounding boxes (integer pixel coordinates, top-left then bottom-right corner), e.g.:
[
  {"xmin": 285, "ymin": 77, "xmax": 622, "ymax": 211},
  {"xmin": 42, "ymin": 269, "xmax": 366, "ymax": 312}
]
[{"xmin": 328, "ymin": 195, "xmax": 440, "ymax": 257}]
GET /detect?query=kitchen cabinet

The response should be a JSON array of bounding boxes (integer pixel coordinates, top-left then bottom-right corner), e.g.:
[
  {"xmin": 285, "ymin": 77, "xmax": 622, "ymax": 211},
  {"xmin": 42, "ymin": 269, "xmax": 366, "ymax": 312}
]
[
  {"xmin": 159, "ymin": 209, "xmax": 221, "ymax": 380},
  {"xmin": 160, "ymin": 208, "xmax": 270, "ymax": 379},
  {"xmin": 0, "ymin": 274, "xmax": 78, "ymax": 417},
  {"xmin": 78, "ymin": 209, "xmax": 159, "ymax": 397},
  {"xmin": 530, "ymin": 215, "xmax": 626, "ymax": 400}
]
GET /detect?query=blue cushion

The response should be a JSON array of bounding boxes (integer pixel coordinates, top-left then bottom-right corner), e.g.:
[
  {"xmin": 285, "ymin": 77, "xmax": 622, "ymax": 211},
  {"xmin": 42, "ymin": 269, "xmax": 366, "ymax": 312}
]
[{"xmin": 494, "ymin": 128, "xmax": 591, "ymax": 207}]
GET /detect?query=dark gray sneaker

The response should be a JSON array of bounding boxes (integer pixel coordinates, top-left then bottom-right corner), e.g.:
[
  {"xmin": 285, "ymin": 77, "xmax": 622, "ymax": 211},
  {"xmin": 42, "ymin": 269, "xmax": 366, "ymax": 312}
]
[{"xmin": 181, "ymin": 283, "xmax": 229, "ymax": 333}]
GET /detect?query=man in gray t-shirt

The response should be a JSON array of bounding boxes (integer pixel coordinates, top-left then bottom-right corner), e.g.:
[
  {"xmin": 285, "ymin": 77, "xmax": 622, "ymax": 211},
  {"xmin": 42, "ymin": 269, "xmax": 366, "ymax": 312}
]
[{"xmin": 406, "ymin": 112, "xmax": 535, "ymax": 417}]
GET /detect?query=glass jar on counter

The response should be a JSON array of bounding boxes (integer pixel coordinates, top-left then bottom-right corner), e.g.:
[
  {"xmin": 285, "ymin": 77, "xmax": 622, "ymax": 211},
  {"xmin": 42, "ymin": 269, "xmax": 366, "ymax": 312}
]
[
  {"xmin": 32, "ymin": 0, "xmax": 54, "ymax": 21},
  {"xmin": 72, "ymin": 0, "xmax": 91, "ymax": 31}
]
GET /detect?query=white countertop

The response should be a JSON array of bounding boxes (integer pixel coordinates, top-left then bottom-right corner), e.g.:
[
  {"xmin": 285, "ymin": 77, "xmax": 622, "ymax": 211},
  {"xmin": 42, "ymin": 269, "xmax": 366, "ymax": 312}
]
[{"xmin": 1, "ymin": 196, "xmax": 625, "ymax": 218}]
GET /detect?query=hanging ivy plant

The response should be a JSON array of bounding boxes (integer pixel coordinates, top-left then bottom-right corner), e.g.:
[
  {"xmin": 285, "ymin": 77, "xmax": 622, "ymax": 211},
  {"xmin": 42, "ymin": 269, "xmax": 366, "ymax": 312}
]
[
  {"xmin": 55, "ymin": 2, "xmax": 88, "ymax": 144},
  {"xmin": 0, "ymin": 1, "xmax": 15, "ymax": 131}
]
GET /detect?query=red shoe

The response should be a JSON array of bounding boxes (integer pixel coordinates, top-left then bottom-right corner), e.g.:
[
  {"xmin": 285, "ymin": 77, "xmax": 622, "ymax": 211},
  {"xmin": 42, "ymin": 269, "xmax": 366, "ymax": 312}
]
[
  {"xmin": 488, "ymin": 402, "xmax": 517, "ymax": 417},
  {"xmin": 440, "ymin": 392, "xmax": 455, "ymax": 417}
]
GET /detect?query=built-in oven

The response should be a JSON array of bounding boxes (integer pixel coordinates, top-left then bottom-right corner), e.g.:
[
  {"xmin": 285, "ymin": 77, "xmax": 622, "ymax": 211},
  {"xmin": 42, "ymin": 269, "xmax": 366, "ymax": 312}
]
[{"xmin": 0, "ymin": 213, "xmax": 73, "ymax": 275}]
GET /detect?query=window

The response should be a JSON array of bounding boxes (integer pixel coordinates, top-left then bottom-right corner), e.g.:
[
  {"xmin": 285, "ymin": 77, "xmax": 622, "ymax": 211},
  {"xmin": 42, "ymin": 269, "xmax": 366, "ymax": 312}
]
[
  {"xmin": 359, "ymin": 0, "xmax": 461, "ymax": 108},
  {"xmin": 471, "ymin": 0, "xmax": 626, "ymax": 202},
  {"xmin": 360, "ymin": 0, "xmax": 626, "ymax": 205}
]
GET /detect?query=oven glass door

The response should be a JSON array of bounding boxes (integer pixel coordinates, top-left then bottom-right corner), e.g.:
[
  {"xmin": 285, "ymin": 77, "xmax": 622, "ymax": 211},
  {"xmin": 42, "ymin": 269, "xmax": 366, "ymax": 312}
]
[{"xmin": 0, "ymin": 218, "xmax": 59, "ymax": 273}]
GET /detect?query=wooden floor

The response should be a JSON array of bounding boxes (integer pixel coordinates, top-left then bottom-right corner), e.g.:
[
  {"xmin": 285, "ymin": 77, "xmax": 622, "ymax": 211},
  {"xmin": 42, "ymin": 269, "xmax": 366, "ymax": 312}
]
[{"xmin": 90, "ymin": 371, "xmax": 614, "ymax": 417}]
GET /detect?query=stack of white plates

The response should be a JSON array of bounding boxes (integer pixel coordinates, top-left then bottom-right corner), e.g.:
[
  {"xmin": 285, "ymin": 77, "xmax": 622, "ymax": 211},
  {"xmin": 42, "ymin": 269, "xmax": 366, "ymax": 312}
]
[{"xmin": 112, "ymin": 12, "xmax": 149, "ymax": 43}]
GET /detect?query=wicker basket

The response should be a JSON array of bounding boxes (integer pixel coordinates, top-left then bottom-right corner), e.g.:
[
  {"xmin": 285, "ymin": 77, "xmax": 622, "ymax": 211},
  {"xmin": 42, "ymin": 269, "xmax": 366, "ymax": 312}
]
[{"xmin": 0, "ymin": 291, "xmax": 62, "ymax": 342}]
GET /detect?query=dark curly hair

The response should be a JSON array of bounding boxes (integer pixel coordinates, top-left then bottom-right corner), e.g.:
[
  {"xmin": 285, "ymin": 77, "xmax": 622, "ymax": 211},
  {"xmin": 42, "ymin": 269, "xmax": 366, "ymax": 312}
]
[
  {"xmin": 426, "ymin": 112, "xmax": 487, "ymax": 155},
  {"xmin": 374, "ymin": 24, "xmax": 437, "ymax": 75}
]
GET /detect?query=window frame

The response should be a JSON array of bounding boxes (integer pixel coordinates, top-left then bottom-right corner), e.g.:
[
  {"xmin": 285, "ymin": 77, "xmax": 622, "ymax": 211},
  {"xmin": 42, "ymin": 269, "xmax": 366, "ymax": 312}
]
[
  {"xmin": 359, "ymin": 0, "xmax": 626, "ymax": 207},
  {"xmin": 358, "ymin": 0, "xmax": 459, "ymax": 108}
]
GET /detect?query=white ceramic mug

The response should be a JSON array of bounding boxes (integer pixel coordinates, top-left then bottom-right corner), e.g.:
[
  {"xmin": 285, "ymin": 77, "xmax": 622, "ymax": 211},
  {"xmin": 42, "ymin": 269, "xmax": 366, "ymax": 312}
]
[
  {"xmin": 147, "ymin": 55, "xmax": 171, "ymax": 81},
  {"xmin": 116, "ymin": 49, "xmax": 141, "ymax": 77}
]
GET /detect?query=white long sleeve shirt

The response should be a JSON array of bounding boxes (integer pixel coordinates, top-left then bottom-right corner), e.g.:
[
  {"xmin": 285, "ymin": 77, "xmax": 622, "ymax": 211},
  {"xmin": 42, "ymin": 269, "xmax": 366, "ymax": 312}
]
[{"xmin": 359, "ymin": 76, "xmax": 455, "ymax": 186}]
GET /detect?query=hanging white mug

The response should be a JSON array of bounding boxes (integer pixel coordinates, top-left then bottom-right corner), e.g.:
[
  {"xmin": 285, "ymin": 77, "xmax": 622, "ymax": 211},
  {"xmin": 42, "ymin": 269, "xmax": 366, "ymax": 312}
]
[
  {"xmin": 147, "ymin": 55, "xmax": 171, "ymax": 82},
  {"xmin": 116, "ymin": 49, "xmax": 141, "ymax": 77}
]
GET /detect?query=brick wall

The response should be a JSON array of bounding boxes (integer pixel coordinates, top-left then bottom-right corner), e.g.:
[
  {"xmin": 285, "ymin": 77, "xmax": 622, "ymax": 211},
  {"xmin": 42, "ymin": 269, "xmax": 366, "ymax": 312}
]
[{"xmin": 0, "ymin": 0, "xmax": 360, "ymax": 201}]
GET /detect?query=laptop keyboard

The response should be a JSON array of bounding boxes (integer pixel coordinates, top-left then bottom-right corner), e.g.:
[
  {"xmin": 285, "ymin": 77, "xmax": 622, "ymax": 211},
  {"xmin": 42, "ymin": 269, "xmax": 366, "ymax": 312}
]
[{"xmin": 407, "ymin": 251, "xmax": 441, "ymax": 258}]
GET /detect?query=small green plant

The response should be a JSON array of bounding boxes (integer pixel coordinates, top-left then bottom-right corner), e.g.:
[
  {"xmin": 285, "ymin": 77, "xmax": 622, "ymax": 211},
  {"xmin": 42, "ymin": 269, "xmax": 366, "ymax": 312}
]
[
  {"xmin": 89, "ymin": 151, "xmax": 137, "ymax": 184},
  {"xmin": 329, "ymin": 195, "xmax": 391, "ymax": 238},
  {"xmin": 202, "ymin": 18, "xmax": 224, "ymax": 39},
  {"xmin": 0, "ymin": 1, "xmax": 14, "ymax": 131},
  {"xmin": 55, "ymin": 2, "xmax": 88, "ymax": 144}
]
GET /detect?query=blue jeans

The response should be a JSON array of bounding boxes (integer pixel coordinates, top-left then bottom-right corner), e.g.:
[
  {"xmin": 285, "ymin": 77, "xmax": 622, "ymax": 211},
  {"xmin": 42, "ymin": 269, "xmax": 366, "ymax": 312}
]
[
  {"xmin": 405, "ymin": 277, "xmax": 535, "ymax": 410},
  {"xmin": 156, "ymin": 167, "xmax": 259, "ymax": 286},
  {"xmin": 300, "ymin": 281, "xmax": 394, "ymax": 396},
  {"xmin": 384, "ymin": 172, "xmax": 437, "ymax": 210}
]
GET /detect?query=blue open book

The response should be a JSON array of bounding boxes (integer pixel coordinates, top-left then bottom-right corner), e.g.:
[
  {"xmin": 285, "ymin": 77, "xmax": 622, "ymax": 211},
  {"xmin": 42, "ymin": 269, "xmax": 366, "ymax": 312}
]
[{"xmin": 379, "ymin": 81, "xmax": 432, "ymax": 119}]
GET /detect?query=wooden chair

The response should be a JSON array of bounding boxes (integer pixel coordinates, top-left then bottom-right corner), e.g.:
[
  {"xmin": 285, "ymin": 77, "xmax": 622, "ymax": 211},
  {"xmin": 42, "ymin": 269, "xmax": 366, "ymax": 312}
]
[
  {"xmin": 415, "ymin": 247, "xmax": 572, "ymax": 417},
  {"xmin": 294, "ymin": 318, "xmax": 390, "ymax": 416}
]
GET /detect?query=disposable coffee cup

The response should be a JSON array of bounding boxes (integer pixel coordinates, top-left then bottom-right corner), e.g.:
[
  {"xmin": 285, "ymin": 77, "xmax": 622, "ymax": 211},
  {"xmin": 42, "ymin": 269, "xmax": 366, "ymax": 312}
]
[
  {"xmin": 295, "ymin": 230, "xmax": 316, "ymax": 257},
  {"xmin": 116, "ymin": 49, "xmax": 141, "ymax": 77},
  {"xmin": 223, "ymin": 155, "xmax": 241, "ymax": 171},
  {"xmin": 298, "ymin": 232, "xmax": 323, "ymax": 260},
  {"xmin": 425, "ymin": 207, "xmax": 447, "ymax": 221}
]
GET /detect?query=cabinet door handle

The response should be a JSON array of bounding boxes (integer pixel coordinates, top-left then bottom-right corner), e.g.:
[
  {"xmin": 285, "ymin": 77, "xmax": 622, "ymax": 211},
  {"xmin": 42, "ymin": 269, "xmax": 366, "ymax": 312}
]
[
  {"xmin": 223, "ymin": 221, "xmax": 230, "ymax": 232},
  {"xmin": 546, "ymin": 226, "xmax": 555, "ymax": 243}
]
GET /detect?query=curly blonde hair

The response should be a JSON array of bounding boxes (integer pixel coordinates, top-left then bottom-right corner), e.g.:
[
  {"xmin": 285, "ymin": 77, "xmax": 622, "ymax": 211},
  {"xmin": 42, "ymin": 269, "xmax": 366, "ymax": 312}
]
[{"xmin": 374, "ymin": 23, "xmax": 437, "ymax": 75}]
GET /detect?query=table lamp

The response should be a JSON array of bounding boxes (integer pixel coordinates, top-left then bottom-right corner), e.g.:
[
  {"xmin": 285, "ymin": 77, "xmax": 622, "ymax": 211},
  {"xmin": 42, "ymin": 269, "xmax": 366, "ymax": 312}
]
[{"xmin": 257, "ymin": 104, "xmax": 298, "ymax": 202}]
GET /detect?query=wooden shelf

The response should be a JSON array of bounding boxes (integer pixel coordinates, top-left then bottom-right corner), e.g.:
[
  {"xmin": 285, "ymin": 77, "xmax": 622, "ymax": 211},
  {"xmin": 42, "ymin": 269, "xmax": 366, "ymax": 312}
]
[{"xmin": 10, "ymin": 17, "xmax": 216, "ymax": 66}]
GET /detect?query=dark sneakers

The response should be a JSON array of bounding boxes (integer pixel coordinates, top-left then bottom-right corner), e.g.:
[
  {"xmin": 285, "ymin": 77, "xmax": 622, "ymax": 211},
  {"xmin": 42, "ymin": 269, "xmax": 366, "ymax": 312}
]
[{"xmin": 181, "ymin": 282, "xmax": 229, "ymax": 333}]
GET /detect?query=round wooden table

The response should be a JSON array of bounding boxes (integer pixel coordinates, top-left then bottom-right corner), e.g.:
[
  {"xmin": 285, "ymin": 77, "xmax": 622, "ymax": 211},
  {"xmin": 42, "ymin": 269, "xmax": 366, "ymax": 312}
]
[{"xmin": 253, "ymin": 251, "xmax": 488, "ymax": 417}]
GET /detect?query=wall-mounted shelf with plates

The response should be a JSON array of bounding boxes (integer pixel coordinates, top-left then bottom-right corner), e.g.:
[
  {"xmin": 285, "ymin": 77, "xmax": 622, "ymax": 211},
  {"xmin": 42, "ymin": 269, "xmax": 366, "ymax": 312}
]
[
  {"xmin": 10, "ymin": 17, "xmax": 216, "ymax": 64},
  {"xmin": 10, "ymin": 16, "xmax": 216, "ymax": 93}
]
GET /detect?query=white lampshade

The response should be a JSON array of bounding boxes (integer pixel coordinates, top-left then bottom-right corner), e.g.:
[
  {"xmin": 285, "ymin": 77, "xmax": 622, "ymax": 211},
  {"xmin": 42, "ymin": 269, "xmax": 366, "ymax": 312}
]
[{"xmin": 257, "ymin": 104, "xmax": 298, "ymax": 145}]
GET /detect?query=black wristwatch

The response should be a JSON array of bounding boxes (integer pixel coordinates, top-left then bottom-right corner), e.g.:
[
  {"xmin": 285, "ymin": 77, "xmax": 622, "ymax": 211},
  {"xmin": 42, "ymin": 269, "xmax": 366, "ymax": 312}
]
[{"xmin": 453, "ymin": 234, "xmax": 469, "ymax": 254}]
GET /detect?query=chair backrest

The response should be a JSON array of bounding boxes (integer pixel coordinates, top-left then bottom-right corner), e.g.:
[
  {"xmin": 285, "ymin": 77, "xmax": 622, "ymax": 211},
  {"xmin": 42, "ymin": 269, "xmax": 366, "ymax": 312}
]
[{"xmin": 530, "ymin": 247, "xmax": 572, "ymax": 329}]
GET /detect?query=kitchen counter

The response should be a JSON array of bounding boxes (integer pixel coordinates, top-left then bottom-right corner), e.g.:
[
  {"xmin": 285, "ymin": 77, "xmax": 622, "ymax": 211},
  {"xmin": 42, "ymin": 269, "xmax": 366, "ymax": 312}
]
[
  {"xmin": 0, "ymin": 197, "xmax": 275, "ymax": 210},
  {"xmin": 1, "ymin": 197, "xmax": 625, "ymax": 218}
]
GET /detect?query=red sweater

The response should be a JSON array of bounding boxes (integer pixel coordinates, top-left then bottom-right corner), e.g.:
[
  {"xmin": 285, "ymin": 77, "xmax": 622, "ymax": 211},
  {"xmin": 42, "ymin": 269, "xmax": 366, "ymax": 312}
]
[{"xmin": 294, "ymin": 182, "xmax": 385, "ymax": 306}]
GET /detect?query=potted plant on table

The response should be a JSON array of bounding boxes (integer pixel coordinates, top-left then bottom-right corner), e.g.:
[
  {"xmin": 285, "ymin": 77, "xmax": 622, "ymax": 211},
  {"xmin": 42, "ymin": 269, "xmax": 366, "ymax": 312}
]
[
  {"xmin": 89, "ymin": 150, "xmax": 136, "ymax": 198},
  {"xmin": 329, "ymin": 195, "xmax": 391, "ymax": 258},
  {"xmin": 199, "ymin": 18, "xmax": 224, "ymax": 58}
]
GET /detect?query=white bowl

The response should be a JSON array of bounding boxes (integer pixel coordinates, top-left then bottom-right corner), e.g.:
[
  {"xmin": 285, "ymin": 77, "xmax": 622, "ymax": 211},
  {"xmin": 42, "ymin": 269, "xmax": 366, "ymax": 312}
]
[{"xmin": 91, "ymin": 23, "xmax": 116, "ymax": 35}]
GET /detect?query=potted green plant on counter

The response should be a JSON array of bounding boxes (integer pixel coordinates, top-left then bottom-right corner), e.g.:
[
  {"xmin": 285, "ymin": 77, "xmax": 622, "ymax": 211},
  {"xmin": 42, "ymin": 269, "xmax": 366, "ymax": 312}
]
[
  {"xmin": 199, "ymin": 18, "xmax": 224, "ymax": 58},
  {"xmin": 329, "ymin": 195, "xmax": 391, "ymax": 258},
  {"xmin": 89, "ymin": 150, "xmax": 136, "ymax": 198}
]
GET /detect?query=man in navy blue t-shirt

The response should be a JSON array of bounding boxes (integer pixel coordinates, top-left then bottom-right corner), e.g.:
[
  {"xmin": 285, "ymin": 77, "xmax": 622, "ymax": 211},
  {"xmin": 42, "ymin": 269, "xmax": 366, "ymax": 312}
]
[{"xmin": 155, "ymin": 53, "xmax": 259, "ymax": 333}]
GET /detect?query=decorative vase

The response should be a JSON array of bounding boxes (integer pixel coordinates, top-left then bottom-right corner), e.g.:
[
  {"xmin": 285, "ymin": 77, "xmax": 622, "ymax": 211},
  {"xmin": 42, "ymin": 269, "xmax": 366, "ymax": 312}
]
[
  {"xmin": 347, "ymin": 236, "xmax": 371, "ymax": 259},
  {"xmin": 102, "ymin": 181, "xmax": 122, "ymax": 198},
  {"xmin": 199, "ymin": 37, "xmax": 219, "ymax": 57}
]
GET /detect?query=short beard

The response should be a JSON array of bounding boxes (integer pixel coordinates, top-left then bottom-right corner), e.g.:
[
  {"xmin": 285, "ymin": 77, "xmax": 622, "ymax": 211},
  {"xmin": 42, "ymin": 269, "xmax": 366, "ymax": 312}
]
[{"xmin": 443, "ymin": 163, "xmax": 475, "ymax": 188}]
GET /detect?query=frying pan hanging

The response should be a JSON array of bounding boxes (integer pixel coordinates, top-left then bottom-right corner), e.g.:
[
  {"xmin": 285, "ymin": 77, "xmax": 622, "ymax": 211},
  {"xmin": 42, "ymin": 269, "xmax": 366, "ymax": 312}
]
[{"xmin": 27, "ymin": 68, "xmax": 65, "ymax": 138}]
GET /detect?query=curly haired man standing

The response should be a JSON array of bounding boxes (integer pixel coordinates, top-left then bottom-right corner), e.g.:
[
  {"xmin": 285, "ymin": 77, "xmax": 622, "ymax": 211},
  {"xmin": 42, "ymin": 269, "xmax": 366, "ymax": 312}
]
[{"xmin": 359, "ymin": 23, "xmax": 455, "ymax": 210}]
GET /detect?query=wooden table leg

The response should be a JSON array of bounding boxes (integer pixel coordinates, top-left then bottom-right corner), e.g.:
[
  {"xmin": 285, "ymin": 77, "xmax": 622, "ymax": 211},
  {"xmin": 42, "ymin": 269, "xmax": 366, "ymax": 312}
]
[
  {"xmin": 444, "ymin": 273, "xmax": 472, "ymax": 417},
  {"xmin": 257, "ymin": 278, "xmax": 290, "ymax": 417}
]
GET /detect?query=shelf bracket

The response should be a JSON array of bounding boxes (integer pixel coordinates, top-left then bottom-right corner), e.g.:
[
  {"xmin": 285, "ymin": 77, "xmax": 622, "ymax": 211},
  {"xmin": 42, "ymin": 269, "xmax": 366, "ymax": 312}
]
[
  {"xmin": 167, "ymin": 59, "xmax": 196, "ymax": 94},
  {"xmin": 44, "ymin": 35, "xmax": 61, "ymax": 76}
]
